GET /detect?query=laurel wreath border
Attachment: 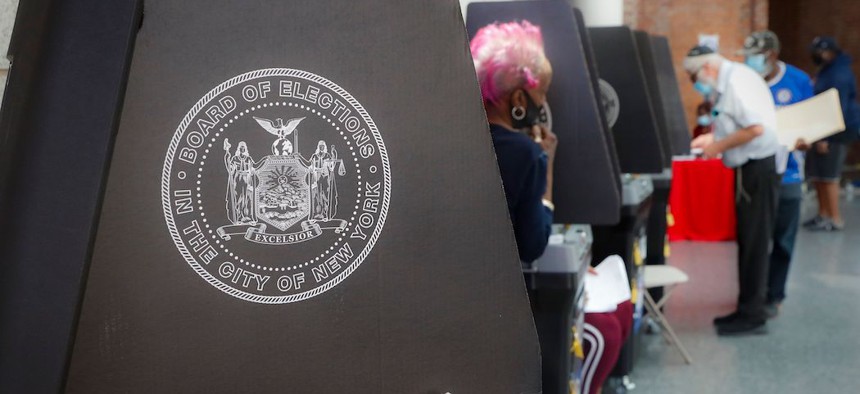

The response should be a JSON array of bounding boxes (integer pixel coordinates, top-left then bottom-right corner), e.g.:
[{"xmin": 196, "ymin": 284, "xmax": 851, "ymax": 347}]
[{"xmin": 161, "ymin": 68, "xmax": 392, "ymax": 304}]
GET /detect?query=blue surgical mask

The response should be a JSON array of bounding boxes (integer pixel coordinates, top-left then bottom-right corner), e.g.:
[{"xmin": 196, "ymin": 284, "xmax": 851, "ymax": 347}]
[
  {"xmin": 697, "ymin": 115, "xmax": 713, "ymax": 126},
  {"xmin": 694, "ymin": 81, "xmax": 713, "ymax": 97},
  {"xmin": 745, "ymin": 54, "xmax": 772, "ymax": 76}
]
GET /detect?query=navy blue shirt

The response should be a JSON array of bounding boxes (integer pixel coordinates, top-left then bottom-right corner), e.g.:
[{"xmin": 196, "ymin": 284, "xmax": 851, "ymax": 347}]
[
  {"xmin": 489, "ymin": 124, "xmax": 553, "ymax": 263},
  {"xmin": 815, "ymin": 53, "xmax": 860, "ymax": 138}
]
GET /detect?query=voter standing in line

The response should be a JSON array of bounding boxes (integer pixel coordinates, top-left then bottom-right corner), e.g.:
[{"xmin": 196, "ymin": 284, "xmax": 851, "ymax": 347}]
[
  {"xmin": 742, "ymin": 31, "xmax": 813, "ymax": 318},
  {"xmin": 684, "ymin": 46, "xmax": 781, "ymax": 336},
  {"xmin": 804, "ymin": 36, "xmax": 860, "ymax": 231},
  {"xmin": 743, "ymin": 30, "xmax": 814, "ymax": 318}
]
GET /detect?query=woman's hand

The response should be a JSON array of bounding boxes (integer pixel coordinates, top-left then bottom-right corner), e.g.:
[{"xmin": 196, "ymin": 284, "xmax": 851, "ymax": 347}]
[
  {"xmin": 532, "ymin": 124, "xmax": 558, "ymax": 202},
  {"xmin": 531, "ymin": 125, "xmax": 558, "ymax": 160}
]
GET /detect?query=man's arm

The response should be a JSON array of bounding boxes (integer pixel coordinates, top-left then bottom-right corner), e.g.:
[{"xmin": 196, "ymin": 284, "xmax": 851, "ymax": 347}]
[{"xmin": 702, "ymin": 125, "xmax": 763, "ymax": 159}]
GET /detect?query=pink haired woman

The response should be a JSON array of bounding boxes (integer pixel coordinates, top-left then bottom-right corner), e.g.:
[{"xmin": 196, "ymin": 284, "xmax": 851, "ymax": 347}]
[
  {"xmin": 471, "ymin": 21, "xmax": 630, "ymax": 394},
  {"xmin": 470, "ymin": 20, "xmax": 557, "ymax": 262}
]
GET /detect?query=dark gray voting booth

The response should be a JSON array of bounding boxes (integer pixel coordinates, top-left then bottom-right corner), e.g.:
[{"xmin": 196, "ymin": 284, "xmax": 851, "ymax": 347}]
[
  {"xmin": 0, "ymin": 1, "xmax": 542, "ymax": 393},
  {"xmin": 588, "ymin": 26, "xmax": 674, "ymax": 379},
  {"xmin": 644, "ymin": 35, "xmax": 691, "ymax": 302},
  {"xmin": 590, "ymin": 31, "xmax": 690, "ymax": 380},
  {"xmin": 650, "ymin": 36, "xmax": 691, "ymax": 157},
  {"xmin": 589, "ymin": 26, "xmax": 667, "ymax": 174},
  {"xmin": 634, "ymin": 31, "xmax": 673, "ymax": 167},
  {"xmin": 466, "ymin": 2, "xmax": 622, "ymax": 393},
  {"xmin": 576, "ymin": 9, "xmax": 623, "ymax": 200},
  {"xmin": 0, "ymin": 1, "xmax": 142, "ymax": 392}
]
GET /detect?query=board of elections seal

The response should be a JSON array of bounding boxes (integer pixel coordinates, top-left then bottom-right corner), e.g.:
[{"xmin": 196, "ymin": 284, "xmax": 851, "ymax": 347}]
[
  {"xmin": 162, "ymin": 68, "xmax": 391, "ymax": 304},
  {"xmin": 598, "ymin": 78, "xmax": 620, "ymax": 128}
]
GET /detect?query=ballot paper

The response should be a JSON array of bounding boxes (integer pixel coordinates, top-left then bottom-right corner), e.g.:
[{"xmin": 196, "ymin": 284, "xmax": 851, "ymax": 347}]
[
  {"xmin": 776, "ymin": 88, "xmax": 845, "ymax": 146},
  {"xmin": 583, "ymin": 255, "xmax": 632, "ymax": 313}
]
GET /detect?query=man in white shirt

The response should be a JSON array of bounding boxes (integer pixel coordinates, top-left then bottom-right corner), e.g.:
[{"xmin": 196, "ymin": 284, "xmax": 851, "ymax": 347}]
[{"xmin": 683, "ymin": 46, "xmax": 781, "ymax": 336}]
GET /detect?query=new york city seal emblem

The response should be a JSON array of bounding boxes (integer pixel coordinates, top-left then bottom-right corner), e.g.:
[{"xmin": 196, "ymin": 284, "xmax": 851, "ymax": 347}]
[{"xmin": 162, "ymin": 69, "xmax": 391, "ymax": 304}]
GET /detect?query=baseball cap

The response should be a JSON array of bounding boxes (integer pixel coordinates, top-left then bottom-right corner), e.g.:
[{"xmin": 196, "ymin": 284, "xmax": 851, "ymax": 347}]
[
  {"xmin": 811, "ymin": 36, "xmax": 840, "ymax": 52},
  {"xmin": 683, "ymin": 45, "xmax": 719, "ymax": 75},
  {"xmin": 741, "ymin": 31, "xmax": 780, "ymax": 55},
  {"xmin": 686, "ymin": 45, "xmax": 715, "ymax": 58}
]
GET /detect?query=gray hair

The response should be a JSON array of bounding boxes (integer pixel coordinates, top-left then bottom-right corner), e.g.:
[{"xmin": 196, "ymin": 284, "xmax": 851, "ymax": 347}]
[{"xmin": 683, "ymin": 53, "xmax": 724, "ymax": 74}]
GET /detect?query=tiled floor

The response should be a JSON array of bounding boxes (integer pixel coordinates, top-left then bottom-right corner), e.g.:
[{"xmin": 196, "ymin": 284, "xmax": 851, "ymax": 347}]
[{"xmin": 631, "ymin": 197, "xmax": 860, "ymax": 393}]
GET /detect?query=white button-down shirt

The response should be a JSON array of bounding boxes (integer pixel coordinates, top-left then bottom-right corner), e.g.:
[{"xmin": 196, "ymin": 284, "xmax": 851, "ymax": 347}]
[{"xmin": 712, "ymin": 61, "xmax": 780, "ymax": 168}]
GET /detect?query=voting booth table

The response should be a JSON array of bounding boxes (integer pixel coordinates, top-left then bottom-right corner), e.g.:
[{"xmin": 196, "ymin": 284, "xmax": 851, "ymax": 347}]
[
  {"xmin": 467, "ymin": 2, "xmax": 622, "ymax": 393},
  {"xmin": 0, "ymin": 1, "xmax": 545, "ymax": 393},
  {"xmin": 668, "ymin": 159, "xmax": 737, "ymax": 241}
]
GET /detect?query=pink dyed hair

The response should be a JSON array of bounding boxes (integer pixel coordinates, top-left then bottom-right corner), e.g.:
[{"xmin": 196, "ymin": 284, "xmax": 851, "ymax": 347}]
[{"xmin": 470, "ymin": 20, "xmax": 548, "ymax": 105}]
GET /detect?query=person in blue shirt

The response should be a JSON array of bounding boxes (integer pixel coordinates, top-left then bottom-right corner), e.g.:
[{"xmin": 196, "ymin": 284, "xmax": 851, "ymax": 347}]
[
  {"xmin": 742, "ymin": 31, "xmax": 813, "ymax": 318},
  {"xmin": 804, "ymin": 36, "xmax": 860, "ymax": 231}
]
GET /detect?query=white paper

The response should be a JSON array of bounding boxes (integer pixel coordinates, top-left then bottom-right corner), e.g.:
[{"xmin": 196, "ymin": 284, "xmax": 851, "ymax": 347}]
[
  {"xmin": 698, "ymin": 34, "xmax": 720, "ymax": 52},
  {"xmin": 583, "ymin": 255, "xmax": 631, "ymax": 313},
  {"xmin": 775, "ymin": 88, "xmax": 846, "ymax": 146}
]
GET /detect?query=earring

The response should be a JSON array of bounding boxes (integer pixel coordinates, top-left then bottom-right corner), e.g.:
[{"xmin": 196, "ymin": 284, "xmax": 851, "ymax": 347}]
[{"xmin": 511, "ymin": 106, "xmax": 526, "ymax": 120}]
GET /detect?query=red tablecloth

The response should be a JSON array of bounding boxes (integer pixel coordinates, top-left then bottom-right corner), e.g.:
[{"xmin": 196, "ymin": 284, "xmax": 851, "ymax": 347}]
[{"xmin": 668, "ymin": 159, "xmax": 736, "ymax": 241}]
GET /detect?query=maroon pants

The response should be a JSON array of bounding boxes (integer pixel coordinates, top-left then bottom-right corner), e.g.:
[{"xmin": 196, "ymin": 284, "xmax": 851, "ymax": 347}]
[{"xmin": 581, "ymin": 301, "xmax": 633, "ymax": 394}]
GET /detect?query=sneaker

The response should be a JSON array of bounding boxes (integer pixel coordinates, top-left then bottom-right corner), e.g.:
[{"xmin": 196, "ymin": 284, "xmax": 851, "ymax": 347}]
[
  {"xmin": 808, "ymin": 218, "xmax": 844, "ymax": 232},
  {"xmin": 764, "ymin": 302, "xmax": 781, "ymax": 319},
  {"xmin": 713, "ymin": 311, "xmax": 741, "ymax": 327},
  {"xmin": 717, "ymin": 318, "xmax": 767, "ymax": 336},
  {"xmin": 802, "ymin": 215, "xmax": 825, "ymax": 228}
]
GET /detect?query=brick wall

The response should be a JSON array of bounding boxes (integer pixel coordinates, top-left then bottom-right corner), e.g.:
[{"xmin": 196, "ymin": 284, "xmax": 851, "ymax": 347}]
[
  {"xmin": 770, "ymin": 0, "xmax": 860, "ymax": 79},
  {"xmin": 623, "ymin": 0, "xmax": 769, "ymax": 131},
  {"xmin": 770, "ymin": 0, "xmax": 860, "ymax": 178},
  {"xmin": 622, "ymin": 0, "xmax": 638, "ymax": 27}
]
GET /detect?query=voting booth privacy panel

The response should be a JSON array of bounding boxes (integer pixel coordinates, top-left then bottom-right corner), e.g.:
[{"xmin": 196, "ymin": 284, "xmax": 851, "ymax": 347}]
[
  {"xmin": 589, "ymin": 26, "xmax": 667, "ymax": 174},
  {"xmin": 466, "ymin": 0, "xmax": 622, "ymax": 226},
  {"xmin": 634, "ymin": 31, "xmax": 673, "ymax": 167},
  {"xmin": 575, "ymin": 9, "xmax": 623, "ymax": 199},
  {"xmin": 1, "ymin": 1, "xmax": 542, "ymax": 393},
  {"xmin": 0, "ymin": 0, "xmax": 143, "ymax": 392},
  {"xmin": 650, "ymin": 35, "xmax": 691, "ymax": 157}
]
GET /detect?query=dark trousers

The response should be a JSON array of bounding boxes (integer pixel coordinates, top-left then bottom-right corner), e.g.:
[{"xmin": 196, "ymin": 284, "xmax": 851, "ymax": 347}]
[
  {"xmin": 767, "ymin": 183, "xmax": 802, "ymax": 303},
  {"xmin": 735, "ymin": 156, "xmax": 780, "ymax": 321}
]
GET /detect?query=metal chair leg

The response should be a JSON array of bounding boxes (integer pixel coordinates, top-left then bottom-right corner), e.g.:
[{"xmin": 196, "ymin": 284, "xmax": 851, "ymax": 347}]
[
  {"xmin": 645, "ymin": 305, "xmax": 674, "ymax": 345},
  {"xmin": 644, "ymin": 291, "xmax": 693, "ymax": 364},
  {"xmin": 652, "ymin": 285, "xmax": 676, "ymax": 344},
  {"xmin": 655, "ymin": 285, "xmax": 677, "ymax": 310}
]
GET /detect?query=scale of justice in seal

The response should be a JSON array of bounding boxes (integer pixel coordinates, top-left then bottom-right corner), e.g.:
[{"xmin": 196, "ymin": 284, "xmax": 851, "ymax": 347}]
[{"xmin": 162, "ymin": 69, "xmax": 391, "ymax": 304}]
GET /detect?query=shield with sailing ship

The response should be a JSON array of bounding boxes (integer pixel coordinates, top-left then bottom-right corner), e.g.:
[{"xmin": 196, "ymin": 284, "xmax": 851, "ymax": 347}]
[{"xmin": 255, "ymin": 155, "xmax": 310, "ymax": 231}]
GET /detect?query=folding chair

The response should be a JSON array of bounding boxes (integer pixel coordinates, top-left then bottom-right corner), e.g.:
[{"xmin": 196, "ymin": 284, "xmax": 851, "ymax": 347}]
[{"xmin": 642, "ymin": 265, "xmax": 693, "ymax": 364}]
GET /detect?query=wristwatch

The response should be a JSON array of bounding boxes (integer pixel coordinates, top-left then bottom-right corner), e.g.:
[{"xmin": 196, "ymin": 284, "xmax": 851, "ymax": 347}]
[{"xmin": 542, "ymin": 198, "xmax": 555, "ymax": 211}]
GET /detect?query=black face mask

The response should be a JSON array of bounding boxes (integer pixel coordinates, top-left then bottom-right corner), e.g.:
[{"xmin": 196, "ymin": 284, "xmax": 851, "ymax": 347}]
[
  {"xmin": 511, "ymin": 89, "xmax": 545, "ymax": 129},
  {"xmin": 812, "ymin": 53, "xmax": 825, "ymax": 66}
]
